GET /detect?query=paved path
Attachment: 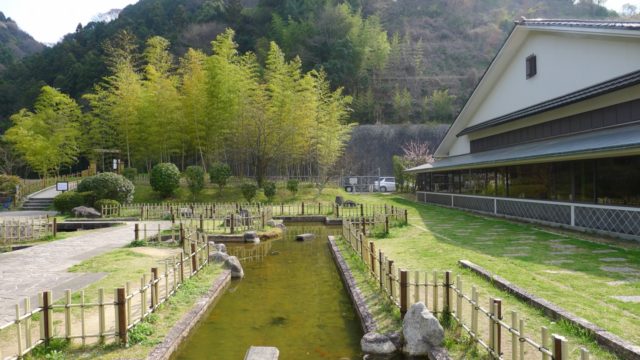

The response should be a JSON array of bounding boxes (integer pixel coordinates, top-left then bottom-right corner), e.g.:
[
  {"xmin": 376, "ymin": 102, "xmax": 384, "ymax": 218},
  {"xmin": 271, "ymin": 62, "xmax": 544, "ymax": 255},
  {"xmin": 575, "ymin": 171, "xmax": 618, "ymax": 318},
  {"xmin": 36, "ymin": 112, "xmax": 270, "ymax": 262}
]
[
  {"xmin": 0, "ymin": 221, "xmax": 170, "ymax": 326},
  {"xmin": 30, "ymin": 182, "xmax": 76, "ymax": 199},
  {"xmin": 0, "ymin": 210, "xmax": 57, "ymax": 218}
]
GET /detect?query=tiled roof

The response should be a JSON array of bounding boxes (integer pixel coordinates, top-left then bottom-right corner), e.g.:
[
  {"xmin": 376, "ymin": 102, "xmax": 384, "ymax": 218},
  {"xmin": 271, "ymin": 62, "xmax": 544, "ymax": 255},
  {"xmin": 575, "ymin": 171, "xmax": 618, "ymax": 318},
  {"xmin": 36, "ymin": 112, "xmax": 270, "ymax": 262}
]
[
  {"xmin": 515, "ymin": 18, "xmax": 640, "ymax": 30},
  {"xmin": 457, "ymin": 69, "xmax": 640, "ymax": 137},
  {"xmin": 409, "ymin": 124, "xmax": 640, "ymax": 173}
]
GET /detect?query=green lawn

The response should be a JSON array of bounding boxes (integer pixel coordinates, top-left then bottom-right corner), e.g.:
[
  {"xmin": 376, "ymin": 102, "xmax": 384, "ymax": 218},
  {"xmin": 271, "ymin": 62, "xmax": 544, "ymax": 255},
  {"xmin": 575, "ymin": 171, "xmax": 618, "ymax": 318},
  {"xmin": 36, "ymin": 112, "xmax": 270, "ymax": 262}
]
[{"xmin": 337, "ymin": 193, "xmax": 640, "ymax": 358}]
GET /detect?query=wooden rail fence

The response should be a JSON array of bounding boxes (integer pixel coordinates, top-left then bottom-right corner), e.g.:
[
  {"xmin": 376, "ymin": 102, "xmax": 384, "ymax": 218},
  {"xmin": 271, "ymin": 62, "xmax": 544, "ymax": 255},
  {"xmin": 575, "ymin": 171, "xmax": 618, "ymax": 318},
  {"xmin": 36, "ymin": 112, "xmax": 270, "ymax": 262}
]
[
  {"xmin": 0, "ymin": 216, "xmax": 54, "ymax": 245},
  {"xmin": 341, "ymin": 219, "xmax": 591, "ymax": 360},
  {"xmin": 0, "ymin": 226, "xmax": 210, "ymax": 359}
]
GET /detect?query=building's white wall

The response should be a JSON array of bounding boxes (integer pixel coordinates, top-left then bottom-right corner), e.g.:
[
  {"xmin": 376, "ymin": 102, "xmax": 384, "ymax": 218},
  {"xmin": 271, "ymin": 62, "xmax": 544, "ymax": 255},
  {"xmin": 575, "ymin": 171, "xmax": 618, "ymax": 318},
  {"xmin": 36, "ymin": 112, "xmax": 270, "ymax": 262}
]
[
  {"xmin": 448, "ymin": 135, "xmax": 470, "ymax": 157},
  {"xmin": 468, "ymin": 32, "xmax": 640, "ymax": 127}
]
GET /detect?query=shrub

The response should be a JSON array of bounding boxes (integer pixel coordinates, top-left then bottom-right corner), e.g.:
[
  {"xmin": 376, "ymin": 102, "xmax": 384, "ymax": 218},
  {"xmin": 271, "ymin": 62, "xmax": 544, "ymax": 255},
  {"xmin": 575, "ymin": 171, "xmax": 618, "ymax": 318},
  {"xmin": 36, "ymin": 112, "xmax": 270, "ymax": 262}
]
[
  {"xmin": 209, "ymin": 163, "xmax": 231, "ymax": 191},
  {"xmin": 122, "ymin": 167, "xmax": 138, "ymax": 181},
  {"xmin": 94, "ymin": 199, "xmax": 120, "ymax": 213},
  {"xmin": 53, "ymin": 191, "xmax": 85, "ymax": 213},
  {"xmin": 184, "ymin": 166, "xmax": 205, "ymax": 198},
  {"xmin": 286, "ymin": 179, "xmax": 298, "ymax": 195},
  {"xmin": 150, "ymin": 163, "xmax": 181, "ymax": 197},
  {"xmin": 263, "ymin": 181, "xmax": 276, "ymax": 201},
  {"xmin": 240, "ymin": 183, "xmax": 258, "ymax": 202},
  {"xmin": 77, "ymin": 173, "xmax": 135, "ymax": 204},
  {"xmin": 0, "ymin": 175, "xmax": 20, "ymax": 194}
]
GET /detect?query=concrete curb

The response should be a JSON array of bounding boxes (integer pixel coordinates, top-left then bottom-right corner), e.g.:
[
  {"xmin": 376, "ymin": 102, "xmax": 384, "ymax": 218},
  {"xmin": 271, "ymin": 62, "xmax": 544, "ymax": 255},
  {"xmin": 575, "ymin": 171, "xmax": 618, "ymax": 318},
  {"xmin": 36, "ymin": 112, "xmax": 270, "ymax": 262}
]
[
  {"xmin": 459, "ymin": 259, "xmax": 640, "ymax": 360},
  {"xmin": 147, "ymin": 269, "xmax": 232, "ymax": 360},
  {"xmin": 327, "ymin": 235, "xmax": 377, "ymax": 333}
]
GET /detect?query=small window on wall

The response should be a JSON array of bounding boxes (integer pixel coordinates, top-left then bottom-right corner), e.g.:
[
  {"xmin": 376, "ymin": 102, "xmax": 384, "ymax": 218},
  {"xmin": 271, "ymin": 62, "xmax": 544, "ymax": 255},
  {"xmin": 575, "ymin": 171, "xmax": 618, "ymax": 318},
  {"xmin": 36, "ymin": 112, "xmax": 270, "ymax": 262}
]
[{"xmin": 526, "ymin": 54, "xmax": 537, "ymax": 79}]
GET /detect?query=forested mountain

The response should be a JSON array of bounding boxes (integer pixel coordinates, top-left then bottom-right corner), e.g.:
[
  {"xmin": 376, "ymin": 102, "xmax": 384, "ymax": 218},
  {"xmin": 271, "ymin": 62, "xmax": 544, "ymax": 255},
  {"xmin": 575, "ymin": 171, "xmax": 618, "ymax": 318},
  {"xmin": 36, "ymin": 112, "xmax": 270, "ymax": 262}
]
[
  {"xmin": 0, "ymin": 12, "xmax": 43, "ymax": 72},
  {"xmin": 0, "ymin": 0, "xmax": 618, "ymax": 128}
]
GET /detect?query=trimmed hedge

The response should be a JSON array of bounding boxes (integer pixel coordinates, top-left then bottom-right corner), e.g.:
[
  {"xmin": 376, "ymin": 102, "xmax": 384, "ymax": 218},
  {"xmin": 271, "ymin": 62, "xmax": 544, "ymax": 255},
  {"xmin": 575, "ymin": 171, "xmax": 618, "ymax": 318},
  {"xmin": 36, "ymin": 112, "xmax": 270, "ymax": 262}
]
[
  {"xmin": 77, "ymin": 173, "xmax": 135, "ymax": 204},
  {"xmin": 185, "ymin": 166, "xmax": 205, "ymax": 196},
  {"xmin": 94, "ymin": 199, "xmax": 120, "ymax": 213},
  {"xmin": 53, "ymin": 192, "xmax": 85, "ymax": 213},
  {"xmin": 241, "ymin": 183, "xmax": 258, "ymax": 202},
  {"xmin": 286, "ymin": 179, "xmax": 299, "ymax": 195},
  {"xmin": 150, "ymin": 163, "xmax": 181, "ymax": 197},
  {"xmin": 263, "ymin": 181, "xmax": 276, "ymax": 201}
]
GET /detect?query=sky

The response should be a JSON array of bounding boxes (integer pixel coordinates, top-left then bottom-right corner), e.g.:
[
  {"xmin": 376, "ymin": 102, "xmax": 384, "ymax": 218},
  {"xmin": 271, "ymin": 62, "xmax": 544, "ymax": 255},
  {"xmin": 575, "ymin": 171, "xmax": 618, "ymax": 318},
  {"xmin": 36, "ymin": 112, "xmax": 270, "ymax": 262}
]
[
  {"xmin": 2, "ymin": 0, "xmax": 640, "ymax": 44},
  {"xmin": 1, "ymin": 0, "xmax": 140, "ymax": 44}
]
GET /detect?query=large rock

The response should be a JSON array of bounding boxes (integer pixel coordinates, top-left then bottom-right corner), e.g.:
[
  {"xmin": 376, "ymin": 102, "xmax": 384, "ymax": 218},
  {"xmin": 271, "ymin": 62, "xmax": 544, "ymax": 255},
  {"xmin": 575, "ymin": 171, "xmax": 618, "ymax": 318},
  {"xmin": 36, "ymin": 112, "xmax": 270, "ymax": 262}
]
[
  {"xmin": 295, "ymin": 233, "xmax": 315, "ymax": 241},
  {"xmin": 224, "ymin": 256, "xmax": 244, "ymax": 279},
  {"xmin": 214, "ymin": 243, "xmax": 227, "ymax": 253},
  {"xmin": 244, "ymin": 231, "xmax": 259, "ymax": 243},
  {"xmin": 361, "ymin": 332, "xmax": 398, "ymax": 356},
  {"xmin": 209, "ymin": 251, "xmax": 230, "ymax": 263},
  {"xmin": 402, "ymin": 302, "xmax": 444, "ymax": 356},
  {"xmin": 72, "ymin": 206, "xmax": 101, "ymax": 218}
]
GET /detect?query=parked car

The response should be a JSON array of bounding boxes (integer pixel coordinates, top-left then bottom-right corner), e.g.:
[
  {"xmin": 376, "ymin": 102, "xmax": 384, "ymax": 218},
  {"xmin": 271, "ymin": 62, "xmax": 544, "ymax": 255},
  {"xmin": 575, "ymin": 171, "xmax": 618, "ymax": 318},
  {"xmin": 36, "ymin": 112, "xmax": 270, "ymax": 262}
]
[{"xmin": 374, "ymin": 177, "xmax": 396, "ymax": 192}]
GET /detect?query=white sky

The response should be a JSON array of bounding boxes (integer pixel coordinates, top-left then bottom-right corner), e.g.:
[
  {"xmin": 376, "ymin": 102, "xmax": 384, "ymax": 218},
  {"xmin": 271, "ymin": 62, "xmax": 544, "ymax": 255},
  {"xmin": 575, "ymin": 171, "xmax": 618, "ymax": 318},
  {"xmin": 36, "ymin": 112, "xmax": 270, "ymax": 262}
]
[
  {"xmin": 1, "ymin": 0, "xmax": 140, "ymax": 44},
  {"xmin": 1, "ymin": 0, "xmax": 640, "ymax": 44}
]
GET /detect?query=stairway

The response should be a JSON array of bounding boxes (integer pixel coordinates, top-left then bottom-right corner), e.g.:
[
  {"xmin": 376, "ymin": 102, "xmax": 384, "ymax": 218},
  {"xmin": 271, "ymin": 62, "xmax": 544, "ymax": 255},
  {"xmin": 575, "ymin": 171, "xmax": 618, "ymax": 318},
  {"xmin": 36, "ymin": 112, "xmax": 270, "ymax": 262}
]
[{"xmin": 21, "ymin": 197, "xmax": 54, "ymax": 210}]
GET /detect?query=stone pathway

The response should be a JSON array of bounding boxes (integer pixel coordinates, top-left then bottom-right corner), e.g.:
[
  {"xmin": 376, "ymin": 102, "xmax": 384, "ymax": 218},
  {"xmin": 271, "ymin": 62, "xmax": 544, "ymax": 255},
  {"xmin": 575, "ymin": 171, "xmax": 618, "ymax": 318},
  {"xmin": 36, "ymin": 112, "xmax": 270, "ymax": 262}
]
[{"xmin": 0, "ymin": 221, "xmax": 170, "ymax": 327}]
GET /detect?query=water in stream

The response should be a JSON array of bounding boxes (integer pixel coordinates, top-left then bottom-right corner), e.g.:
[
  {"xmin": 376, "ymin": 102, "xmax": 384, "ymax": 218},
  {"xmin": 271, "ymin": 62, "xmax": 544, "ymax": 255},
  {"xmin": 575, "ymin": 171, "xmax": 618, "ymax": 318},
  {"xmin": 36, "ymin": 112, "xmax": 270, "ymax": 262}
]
[{"xmin": 174, "ymin": 223, "xmax": 364, "ymax": 359}]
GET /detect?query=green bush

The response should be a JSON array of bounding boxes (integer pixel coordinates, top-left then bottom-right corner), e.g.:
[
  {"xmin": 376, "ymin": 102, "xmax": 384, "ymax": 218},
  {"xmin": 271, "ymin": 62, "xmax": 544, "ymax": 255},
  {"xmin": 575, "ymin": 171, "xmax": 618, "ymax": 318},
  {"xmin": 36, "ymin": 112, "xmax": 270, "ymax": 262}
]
[
  {"xmin": 184, "ymin": 166, "xmax": 205, "ymax": 198},
  {"xmin": 209, "ymin": 163, "xmax": 231, "ymax": 191},
  {"xmin": 53, "ymin": 191, "xmax": 85, "ymax": 213},
  {"xmin": 94, "ymin": 199, "xmax": 120, "ymax": 212},
  {"xmin": 77, "ymin": 173, "xmax": 135, "ymax": 204},
  {"xmin": 263, "ymin": 181, "xmax": 276, "ymax": 201},
  {"xmin": 240, "ymin": 183, "xmax": 258, "ymax": 202},
  {"xmin": 286, "ymin": 179, "xmax": 299, "ymax": 195},
  {"xmin": 150, "ymin": 163, "xmax": 181, "ymax": 197},
  {"xmin": 0, "ymin": 175, "xmax": 20, "ymax": 194},
  {"xmin": 122, "ymin": 167, "xmax": 138, "ymax": 181}
]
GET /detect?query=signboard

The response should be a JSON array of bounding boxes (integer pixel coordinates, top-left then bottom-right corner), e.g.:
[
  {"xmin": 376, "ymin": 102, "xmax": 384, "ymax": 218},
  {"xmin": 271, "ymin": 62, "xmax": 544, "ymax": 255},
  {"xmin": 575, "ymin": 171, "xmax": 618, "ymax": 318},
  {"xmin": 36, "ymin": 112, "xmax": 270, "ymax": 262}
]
[
  {"xmin": 349, "ymin": 177, "xmax": 358, "ymax": 185},
  {"xmin": 56, "ymin": 182, "xmax": 69, "ymax": 192},
  {"xmin": 112, "ymin": 158, "xmax": 119, "ymax": 170}
]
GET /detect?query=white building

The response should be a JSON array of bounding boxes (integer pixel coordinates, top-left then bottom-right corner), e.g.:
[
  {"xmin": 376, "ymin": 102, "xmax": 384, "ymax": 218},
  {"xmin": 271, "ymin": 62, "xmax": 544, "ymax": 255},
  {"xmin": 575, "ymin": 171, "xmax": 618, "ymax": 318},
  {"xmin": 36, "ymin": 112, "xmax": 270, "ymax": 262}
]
[{"xmin": 409, "ymin": 19, "xmax": 640, "ymax": 238}]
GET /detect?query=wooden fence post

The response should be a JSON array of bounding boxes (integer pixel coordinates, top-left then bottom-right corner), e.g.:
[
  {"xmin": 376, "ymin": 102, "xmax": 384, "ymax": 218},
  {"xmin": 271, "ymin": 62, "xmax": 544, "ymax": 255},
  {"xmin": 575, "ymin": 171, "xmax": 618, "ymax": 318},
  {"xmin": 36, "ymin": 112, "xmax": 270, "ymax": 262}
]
[
  {"xmin": 456, "ymin": 275, "xmax": 462, "ymax": 321},
  {"xmin": 64, "ymin": 289, "xmax": 71, "ymax": 339},
  {"xmin": 42, "ymin": 291, "xmax": 52, "ymax": 345},
  {"xmin": 444, "ymin": 271, "xmax": 452, "ymax": 315},
  {"xmin": 151, "ymin": 268, "xmax": 159, "ymax": 309},
  {"xmin": 404, "ymin": 209, "xmax": 408, "ymax": 224},
  {"xmin": 511, "ymin": 311, "xmax": 518, "ymax": 360},
  {"xmin": 179, "ymin": 223, "xmax": 185, "ymax": 244},
  {"xmin": 230, "ymin": 214, "xmax": 235, "ymax": 234},
  {"xmin": 495, "ymin": 299, "xmax": 502, "ymax": 356},
  {"xmin": 553, "ymin": 334, "xmax": 568, "ymax": 360},
  {"xmin": 191, "ymin": 243, "xmax": 197, "ymax": 273},
  {"xmin": 200, "ymin": 214, "xmax": 204, "ymax": 232},
  {"xmin": 385, "ymin": 215, "xmax": 389, "ymax": 234},
  {"xmin": 542, "ymin": 326, "xmax": 550, "ymax": 360},
  {"xmin": 336, "ymin": 205, "xmax": 340, "ymax": 217},
  {"xmin": 98, "ymin": 288, "xmax": 105, "ymax": 343},
  {"xmin": 301, "ymin": 202, "xmax": 305, "ymax": 215},
  {"xmin": 52, "ymin": 217, "xmax": 57, "ymax": 238},
  {"xmin": 387, "ymin": 259, "xmax": 394, "ymax": 298},
  {"xmin": 489, "ymin": 297, "xmax": 495, "ymax": 354},
  {"xmin": 378, "ymin": 250, "xmax": 384, "ymax": 289},
  {"xmin": 358, "ymin": 234, "xmax": 364, "ymax": 260},
  {"xmin": 140, "ymin": 205, "xmax": 144, "ymax": 220},
  {"xmin": 581, "ymin": 348, "xmax": 590, "ymax": 360},
  {"xmin": 369, "ymin": 241, "xmax": 375, "ymax": 274},
  {"xmin": 180, "ymin": 252, "xmax": 185, "ymax": 283},
  {"xmin": 117, "ymin": 287, "xmax": 127, "ymax": 345},
  {"xmin": 134, "ymin": 223, "xmax": 139, "ymax": 241},
  {"xmin": 400, "ymin": 270, "xmax": 408, "ymax": 318},
  {"xmin": 360, "ymin": 203, "xmax": 364, "ymax": 217}
]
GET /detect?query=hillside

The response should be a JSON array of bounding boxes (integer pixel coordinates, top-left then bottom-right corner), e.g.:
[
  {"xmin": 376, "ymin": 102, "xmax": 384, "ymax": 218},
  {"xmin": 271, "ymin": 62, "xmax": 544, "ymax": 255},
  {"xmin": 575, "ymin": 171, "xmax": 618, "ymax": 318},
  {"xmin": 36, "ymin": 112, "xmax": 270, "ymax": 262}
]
[
  {"xmin": 0, "ymin": 12, "xmax": 43, "ymax": 71},
  {"xmin": 0, "ymin": 0, "xmax": 618, "ymax": 128}
]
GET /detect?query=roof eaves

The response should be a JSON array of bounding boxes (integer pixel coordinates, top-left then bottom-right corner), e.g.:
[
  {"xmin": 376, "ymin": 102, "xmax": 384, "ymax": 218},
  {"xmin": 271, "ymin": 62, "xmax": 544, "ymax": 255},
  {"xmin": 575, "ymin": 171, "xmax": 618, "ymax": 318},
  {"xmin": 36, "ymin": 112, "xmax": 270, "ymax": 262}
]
[{"xmin": 457, "ymin": 69, "xmax": 640, "ymax": 137}]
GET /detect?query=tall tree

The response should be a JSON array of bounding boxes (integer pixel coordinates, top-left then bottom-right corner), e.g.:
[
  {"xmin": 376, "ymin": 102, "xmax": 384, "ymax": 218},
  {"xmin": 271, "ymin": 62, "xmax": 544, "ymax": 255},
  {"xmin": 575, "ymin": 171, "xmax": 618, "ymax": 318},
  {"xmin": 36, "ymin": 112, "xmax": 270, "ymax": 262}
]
[{"xmin": 4, "ymin": 86, "xmax": 81, "ymax": 177}]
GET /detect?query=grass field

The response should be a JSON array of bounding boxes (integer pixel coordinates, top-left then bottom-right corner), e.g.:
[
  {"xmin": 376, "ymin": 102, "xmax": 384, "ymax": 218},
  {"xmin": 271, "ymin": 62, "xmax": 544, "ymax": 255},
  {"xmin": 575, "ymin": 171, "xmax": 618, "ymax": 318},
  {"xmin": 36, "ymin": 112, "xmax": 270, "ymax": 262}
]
[{"xmin": 335, "ymin": 193, "xmax": 640, "ymax": 358}]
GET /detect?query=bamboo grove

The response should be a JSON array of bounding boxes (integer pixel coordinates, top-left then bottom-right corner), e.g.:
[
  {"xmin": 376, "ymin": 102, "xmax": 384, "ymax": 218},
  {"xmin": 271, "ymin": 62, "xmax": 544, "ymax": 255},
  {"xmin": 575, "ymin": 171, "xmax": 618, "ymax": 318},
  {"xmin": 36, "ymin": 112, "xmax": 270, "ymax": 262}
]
[{"xmin": 4, "ymin": 29, "xmax": 355, "ymax": 184}]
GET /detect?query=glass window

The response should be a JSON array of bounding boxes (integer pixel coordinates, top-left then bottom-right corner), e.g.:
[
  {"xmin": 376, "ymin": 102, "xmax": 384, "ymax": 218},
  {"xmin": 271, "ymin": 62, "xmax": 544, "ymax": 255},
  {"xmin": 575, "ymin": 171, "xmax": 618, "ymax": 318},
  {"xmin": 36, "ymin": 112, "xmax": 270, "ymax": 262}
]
[
  {"xmin": 596, "ymin": 157, "xmax": 640, "ymax": 206},
  {"xmin": 508, "ymin": 164, "xmax": 552, "ymax": 199}
]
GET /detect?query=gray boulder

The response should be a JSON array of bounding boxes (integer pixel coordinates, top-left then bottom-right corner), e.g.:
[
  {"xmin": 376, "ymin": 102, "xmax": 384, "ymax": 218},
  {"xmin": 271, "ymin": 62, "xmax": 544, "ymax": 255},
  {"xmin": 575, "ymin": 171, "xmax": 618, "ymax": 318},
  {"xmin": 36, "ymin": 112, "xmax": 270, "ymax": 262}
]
[
  {"xmin": 244, "ymin": 231, "xmax": 259, "ymax": 243},
  {"xmin": 361, "ymin": 332, "xmax": 398, "ymax": 356},
  {"xmin": 214, "ymin": 243, "xmax": 227, "ymax": 253},
  {"xmin": 402, "ymin": 302, "xmax": 444, "ymax": 356},
  {"xmin": 72, "ymin": 206, "xmax": 101, "ymax": 218},
  {"xmin": 209, "ymin": 251, "xmax": 229, "ymax": 264},
  {"xmin": 295, "ymin": 233, "xmax": 315, "ymax": 241},
  {"xmin": 224, "ymin": 256, "xmax": 244, "ymax": 279},
  {"xmin": 266, "ymin": 219, "xmax": 277, "ymax": 227}
]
